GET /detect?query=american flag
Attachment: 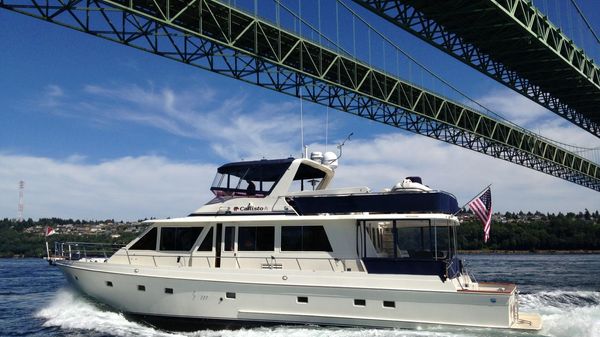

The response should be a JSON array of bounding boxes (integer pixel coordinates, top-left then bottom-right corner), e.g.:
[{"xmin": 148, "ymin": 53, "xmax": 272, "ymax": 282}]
[
  {"xmin": 45, "ymin": 226, "xmax": 56, "ymax": 237},
  {"xmin": 468, "ymin": 187, "xmax": 492, "ymax": 243}
]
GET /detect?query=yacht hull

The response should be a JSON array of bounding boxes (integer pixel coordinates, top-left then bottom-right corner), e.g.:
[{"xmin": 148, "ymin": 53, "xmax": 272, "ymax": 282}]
[{"xmin": 58, "ymin": 261, "xmax": 540, "ymax": 331}]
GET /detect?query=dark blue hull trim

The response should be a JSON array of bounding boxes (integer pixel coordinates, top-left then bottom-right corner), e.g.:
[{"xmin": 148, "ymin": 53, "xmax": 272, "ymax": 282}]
[{"xmin": 287, "ymin": 191, "xmax": 459, "ymax": 215}]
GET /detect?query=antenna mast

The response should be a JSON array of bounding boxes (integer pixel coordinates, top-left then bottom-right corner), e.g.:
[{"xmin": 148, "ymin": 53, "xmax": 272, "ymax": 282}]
[{"xmin": 18, "ymin": 180, "xmax": 25, "ymax": 222}]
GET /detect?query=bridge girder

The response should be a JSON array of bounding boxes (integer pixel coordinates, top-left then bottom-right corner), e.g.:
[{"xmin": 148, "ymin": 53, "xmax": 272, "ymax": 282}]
[
  {"xmin": 1, "ymin": 0, "xmax": 598, "ymax": 191},
  {"xmin": 354, "ymin": 0, "xmax": 600, "ymax": 137},
  {"xmin": 354, "ymin": 0, "xmax": 600, "ymax": 138}
]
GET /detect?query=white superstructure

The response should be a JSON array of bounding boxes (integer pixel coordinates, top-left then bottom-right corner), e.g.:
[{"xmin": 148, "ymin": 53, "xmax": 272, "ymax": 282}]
[{"xmin": 57, "ymin": 156, "xmax": 541, "ymax": 331}]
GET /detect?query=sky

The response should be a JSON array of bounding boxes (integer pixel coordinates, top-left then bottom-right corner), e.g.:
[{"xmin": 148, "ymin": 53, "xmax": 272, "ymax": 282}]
[{"xmin": 0, "ymin": 0, "xmax": 599, "ymax": 220}]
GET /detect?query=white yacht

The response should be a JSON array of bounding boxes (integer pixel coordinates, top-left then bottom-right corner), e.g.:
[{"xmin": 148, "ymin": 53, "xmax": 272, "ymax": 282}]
[{"xmin": 56, "ymin": 153, "xmax": 542, "ymax": 331}]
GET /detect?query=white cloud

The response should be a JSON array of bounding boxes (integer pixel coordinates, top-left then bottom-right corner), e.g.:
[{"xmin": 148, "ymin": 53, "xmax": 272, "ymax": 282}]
[
  {"xmin": 474, "ymin": 88, "xmax": 549, "ymax": 127},
  {"xmin": 0, "ymin": 154, "xmax": 216, "ymax": 220},
  {"xmin": 43, "ymin": 83, "xmax": 325, "ymax": 160},
  {"xmin": 39, "ymin": 84, "xmax": 66, "ymax": 108},
  {"xmin": 474, "ymin": 88, "xmax": 600, "ymax": 151}
]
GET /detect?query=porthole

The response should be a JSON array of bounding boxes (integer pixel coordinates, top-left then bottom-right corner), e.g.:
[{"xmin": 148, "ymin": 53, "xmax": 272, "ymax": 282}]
[
  {"xmin": 106, "ymin": 281, "xmax": 113, "ymax": 287},
  {"xmin": 354, "ymin": 299, "xmax": 366, "ymax": 306},
  {"xmin": 383, "ymin": 301, "xmax": 395, "ymax": 308}
]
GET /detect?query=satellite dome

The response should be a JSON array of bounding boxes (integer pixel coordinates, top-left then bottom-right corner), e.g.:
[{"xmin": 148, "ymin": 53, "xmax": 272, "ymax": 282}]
[{"xmin": 322, "ymin": 151, "xmax": 339, "ymax": 170}]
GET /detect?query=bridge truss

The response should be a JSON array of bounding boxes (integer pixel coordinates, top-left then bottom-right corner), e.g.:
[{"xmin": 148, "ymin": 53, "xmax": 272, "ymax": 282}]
[
  {"xmin": 354, "ymin": 0, "xmax": 600, "ymax": 137},
  {"xmin": 0, "ymin": 0, "xmax": 598, "ymax": 191}
]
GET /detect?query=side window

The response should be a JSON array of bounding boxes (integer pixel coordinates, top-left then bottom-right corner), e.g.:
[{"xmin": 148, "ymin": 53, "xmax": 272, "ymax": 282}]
[
  {"xmin": 303, "ymin": 226, "xmax": 333, "ymax": 251},
  {"xmin": 197, "ymin": 227, "xmax": 214, "ymax": 251},
  {"xmin": 281, "ymin": 226, "xmax": 332, "ymax": 252},
  {"xmin": 160, "ymin": 227, "xmax": 203, "ymax": 251},
  {"xmin": 281, "ymin": 226, "xmax": 302, "ymax": 251},
  {"xmin": 224, "ymin": 226, "xmax": 235, "ymax": 251},
  {"xmin": 130, "ymin": 227, "xmax": 157, "ymax": 250},
  {"xmin": 239, "ymin": 226, "xmax": 275, "ymax": 251}
]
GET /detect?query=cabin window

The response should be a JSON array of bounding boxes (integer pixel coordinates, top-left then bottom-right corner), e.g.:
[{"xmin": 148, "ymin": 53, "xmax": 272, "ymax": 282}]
[
  {"xmin": 281, "ymin": 226, "xmax": 332, "ymax": 252},
  {"xmin": 130, "ymin": 227, "xmax": 157, "ymax": 250},
  {"xmin": 434, "ymin": 226, "xmax": 451, "ymax": 259},
  {"xmin": 396, "ymin": 226, "xmax": 433, "ymax": 259},
  {"xmin": 239, "ymin": 226, "xmax": 275, "ymax": 251},
  {"xmin": 297, "ymin": 296, "xmax": 308, "ymax": 303},
  {"xmin": 226, "ymin": 292, "xmax": 236, "ymax": 299},
  {"xmin": 210, "ymin": 161, "xmax": 292, "ymax": 198},
  {"xmin": 224, "ymin": 226, "xmax": 235, "ymax": 251},
  {"xmin": 197, "ymin": 227, "xmax": 214, "ymax": 251},
  {"xmin": 165, "ymin": 288, "xmax": 173, "ymax": 294},
  {"xmin": 160, "ymin": 227, "xmax": 203, "ymax": 251}
]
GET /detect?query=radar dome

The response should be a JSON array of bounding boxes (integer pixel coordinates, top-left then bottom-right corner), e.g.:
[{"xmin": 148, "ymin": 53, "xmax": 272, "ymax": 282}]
[
  {"xmin": 310, "ymin": 151, "xmax": 324, "ymax": 163},
  {"xmin": 322, "ymin": 151, "xmax": 339, "ymax": 170}
]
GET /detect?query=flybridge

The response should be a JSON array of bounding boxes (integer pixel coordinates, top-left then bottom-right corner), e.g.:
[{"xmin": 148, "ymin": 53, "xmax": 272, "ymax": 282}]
[
  {"xmin": 192, "ymin": 156, "xmax": 458, "ymax": 216},
  {"xmin": 210, "ymin": 158, "xmax": 330, "ymax": 198}
]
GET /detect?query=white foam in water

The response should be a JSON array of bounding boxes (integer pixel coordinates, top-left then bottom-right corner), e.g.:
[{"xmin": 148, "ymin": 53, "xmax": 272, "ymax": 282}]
[
  {"xmin": 36, "ymin": 289, "xmax": 186, "ymax": 337},
  {"xmin": 37, "ymin": 288, "xmax": 600, "ymax": 337},
  {"xmin": 520, "ymin": 291, "xmax": 600, "ymax": 337}
]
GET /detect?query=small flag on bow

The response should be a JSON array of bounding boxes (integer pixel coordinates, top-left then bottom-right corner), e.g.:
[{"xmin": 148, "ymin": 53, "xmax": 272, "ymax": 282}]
[
  {"xmin": 45, "ymin": 226, "xmax": 56, "ymax": 237},
  {"xmin": 468, "ymin": 187, "xmax": 492, "ymax": 242}
]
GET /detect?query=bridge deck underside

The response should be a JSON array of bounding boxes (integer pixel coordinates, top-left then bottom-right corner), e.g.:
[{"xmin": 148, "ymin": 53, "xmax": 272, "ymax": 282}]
[
  {"xmin": 361, "ymin": 0, "xmax": 600, "ymax": 136},
  {"xmin": 0, "ymin": 0, "xmax": 598, "ymax": 191}
]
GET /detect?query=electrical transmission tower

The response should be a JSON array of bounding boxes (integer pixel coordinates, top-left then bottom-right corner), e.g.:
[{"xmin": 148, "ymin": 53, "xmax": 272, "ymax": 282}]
[{"xmin": 18, "ymin": 180, "xmax": 24, "ymax": 222}]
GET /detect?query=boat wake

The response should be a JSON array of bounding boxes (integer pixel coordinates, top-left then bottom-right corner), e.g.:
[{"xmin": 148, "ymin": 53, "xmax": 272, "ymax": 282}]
[
  {"xmin": 35, "ymin": 289, "xmax": 186, "ymax": 337},
  {"xmin": 520, "ymin": 290, "xmax": 600, "ymax": 337},
  {"xmin": 36, "ymin": 288, "xmax": 600, "ymax": 337}
]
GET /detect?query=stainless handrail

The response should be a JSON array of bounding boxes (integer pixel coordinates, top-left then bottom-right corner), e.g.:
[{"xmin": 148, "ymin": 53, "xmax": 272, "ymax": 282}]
[{"xmin": 53, "ymin": 241, "xmax": 124, "ymax": 260}]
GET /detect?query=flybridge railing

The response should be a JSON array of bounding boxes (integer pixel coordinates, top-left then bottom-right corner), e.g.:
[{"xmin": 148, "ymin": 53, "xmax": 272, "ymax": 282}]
[{"xmin": 53, "ymin": 242, "xmax": 124, "ymax": 261}]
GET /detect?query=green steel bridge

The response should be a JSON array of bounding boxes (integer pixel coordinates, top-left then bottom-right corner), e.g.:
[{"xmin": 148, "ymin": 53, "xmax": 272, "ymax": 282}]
[
  {"xmin": 355, "ymin": 0, "xmax": 600, "ymax": 137},
  {"xmin": 1, "ymin": 0, "xmax": 599, "ymax": 192}
]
